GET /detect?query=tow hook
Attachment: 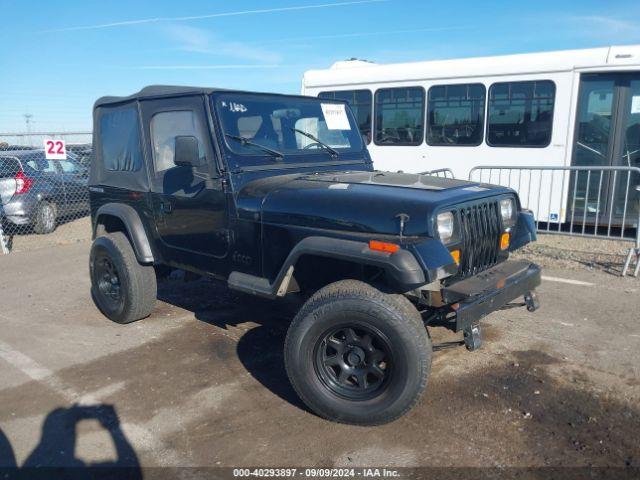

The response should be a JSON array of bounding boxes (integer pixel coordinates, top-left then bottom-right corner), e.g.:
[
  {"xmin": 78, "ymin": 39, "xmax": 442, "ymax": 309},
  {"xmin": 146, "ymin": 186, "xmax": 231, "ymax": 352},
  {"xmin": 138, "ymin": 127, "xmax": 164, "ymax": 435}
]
[
  {"xmin": 524, "ymin": 290, "xmax": 540, "ymax": 312},
  {"xmin": 463, "ymin": 323, "xmax": 482, "ymax": 351}
]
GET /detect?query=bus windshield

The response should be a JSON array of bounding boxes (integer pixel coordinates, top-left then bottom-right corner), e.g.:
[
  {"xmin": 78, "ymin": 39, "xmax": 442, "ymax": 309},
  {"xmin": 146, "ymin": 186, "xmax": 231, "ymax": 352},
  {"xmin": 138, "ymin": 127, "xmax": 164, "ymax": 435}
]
[{"xmin": 214, "ymin": 93, "xmax": 364, "ymax": 166}]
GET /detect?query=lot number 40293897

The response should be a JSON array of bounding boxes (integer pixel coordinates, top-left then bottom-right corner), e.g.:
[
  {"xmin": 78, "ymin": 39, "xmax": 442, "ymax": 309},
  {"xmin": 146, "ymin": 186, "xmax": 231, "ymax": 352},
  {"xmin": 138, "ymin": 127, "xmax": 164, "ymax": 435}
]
[{"xmin": 44, "ymin": 139, "xmax": 67, "ymax": 160}]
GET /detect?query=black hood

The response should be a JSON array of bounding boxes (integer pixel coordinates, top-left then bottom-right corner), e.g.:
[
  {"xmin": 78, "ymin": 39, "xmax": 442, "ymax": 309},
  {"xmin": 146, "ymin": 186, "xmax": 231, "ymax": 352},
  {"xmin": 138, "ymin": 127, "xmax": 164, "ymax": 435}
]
[{"xmin": 236, "ymin": 171, "xmax": 513, "ymax": 237}]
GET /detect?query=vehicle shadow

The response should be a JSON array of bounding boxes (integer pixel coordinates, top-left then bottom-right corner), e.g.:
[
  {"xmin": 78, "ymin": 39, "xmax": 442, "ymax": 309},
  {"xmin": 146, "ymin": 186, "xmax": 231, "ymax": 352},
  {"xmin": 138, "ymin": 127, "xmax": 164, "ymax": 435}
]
[
  {"xmin": 156, "ymin": 273, "xmax": 309, "ymax": 412},
  {"xmin": 0, "ymin": 404, "xmax": 141, "ymax": 479}
]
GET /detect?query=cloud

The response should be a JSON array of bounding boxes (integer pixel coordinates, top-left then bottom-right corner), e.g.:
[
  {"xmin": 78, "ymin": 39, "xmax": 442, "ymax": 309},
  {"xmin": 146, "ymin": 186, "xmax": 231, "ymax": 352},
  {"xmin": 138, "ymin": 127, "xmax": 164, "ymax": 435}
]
[
  {"xmin": 565, "ymin": 15, "xmax": 640, "ymax": 42},
  {"xmin": 247, "ymin": 26, "xmax": 470, "ymax": 45},
  {"xmin": 165, "ymin": 24, "xmax": 282, "ymax": 64},
  {"xmin": 133, "ymin": 64, "xmax": 282, "ymax": 70},
  {"xmin": 39, "ymin": 0, "xmax": 388, "ymax": 33}
]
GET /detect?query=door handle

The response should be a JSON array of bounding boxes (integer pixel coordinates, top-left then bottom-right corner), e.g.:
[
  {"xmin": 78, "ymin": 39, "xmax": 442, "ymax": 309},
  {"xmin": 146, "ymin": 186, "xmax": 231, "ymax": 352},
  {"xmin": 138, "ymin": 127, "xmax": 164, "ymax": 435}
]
[{"xmin": 160, "ymin": 201, "xmax": 173, "ymax": 214}]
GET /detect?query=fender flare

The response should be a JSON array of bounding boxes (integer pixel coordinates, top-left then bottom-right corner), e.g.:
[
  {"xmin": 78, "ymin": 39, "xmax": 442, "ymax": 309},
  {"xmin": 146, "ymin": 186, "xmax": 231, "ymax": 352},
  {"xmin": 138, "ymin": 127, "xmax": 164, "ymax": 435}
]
[
  {"xmin": 284, "ymin": 236, "xmax": 426, "ymax": 290},
  {"xmin": 93, "ymin": 203, "xmax": 154, "ymax": 264},
  {"xmin": 229, "ymin": 236, "xmax": 426, "ymax": 298},
  {"xmin": 509, "ymin": 210, "xmax": 537, "ymax": 251}
]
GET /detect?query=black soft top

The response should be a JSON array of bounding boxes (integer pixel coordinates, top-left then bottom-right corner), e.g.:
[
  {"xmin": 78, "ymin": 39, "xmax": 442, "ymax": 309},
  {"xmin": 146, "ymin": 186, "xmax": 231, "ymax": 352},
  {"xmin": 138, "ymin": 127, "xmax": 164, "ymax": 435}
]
[
  {"xmin": 94, "ymin": 85, "xmax": 227, "ymax": 109},
  {"xmin": 93, "ymin": 85, "xmax": 326, "ymax": 109}
]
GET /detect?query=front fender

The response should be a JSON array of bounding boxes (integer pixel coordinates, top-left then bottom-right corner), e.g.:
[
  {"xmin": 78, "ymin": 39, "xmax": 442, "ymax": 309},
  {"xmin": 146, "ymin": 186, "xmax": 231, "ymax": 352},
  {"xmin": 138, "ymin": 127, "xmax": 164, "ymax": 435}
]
[
  {"xmin": 229, "ymin": 236, "xmax": 428, "ymax": 297},
  {"xmin": 408, "ymin": 238, "xmax": 458, "ymax": 283},
  {"xmin": 287, "ymin": 236, "xmax": 426, "ymax": 291},
  {"xmin": 509, "ymin": 210, "xmax": 537, "ymax": 252}
]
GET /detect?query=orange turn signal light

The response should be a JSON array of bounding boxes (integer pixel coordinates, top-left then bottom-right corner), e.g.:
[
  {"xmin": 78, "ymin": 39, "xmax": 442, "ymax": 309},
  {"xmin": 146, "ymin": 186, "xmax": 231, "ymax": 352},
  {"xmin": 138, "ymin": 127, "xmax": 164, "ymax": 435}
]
[
  {"xmin": 500, "ymin": 232, "xmax": 510, "ymax": 250},
  {"xmin": 450, "ymin": 249, "xmax": 460, "ymax": 265},
  {"xmin": 368, "ymin": 240, "xmax": 400, "ymax": 254}
]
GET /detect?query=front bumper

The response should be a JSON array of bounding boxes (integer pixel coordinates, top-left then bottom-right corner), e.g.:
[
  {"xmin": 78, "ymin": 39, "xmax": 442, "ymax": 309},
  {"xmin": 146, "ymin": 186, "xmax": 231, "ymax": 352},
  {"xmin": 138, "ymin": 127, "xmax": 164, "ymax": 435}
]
[{"xmin": 441, "ymin": 260, "xmax": 541, "ymax": 332}]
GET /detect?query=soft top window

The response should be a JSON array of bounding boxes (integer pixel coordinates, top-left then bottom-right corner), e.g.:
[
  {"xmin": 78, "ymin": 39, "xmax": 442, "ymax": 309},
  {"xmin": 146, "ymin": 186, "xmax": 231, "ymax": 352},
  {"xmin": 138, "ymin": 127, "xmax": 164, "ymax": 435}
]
[{"xmin": 99, "ymin": 107, "xmax": 143, "ymax": 172}]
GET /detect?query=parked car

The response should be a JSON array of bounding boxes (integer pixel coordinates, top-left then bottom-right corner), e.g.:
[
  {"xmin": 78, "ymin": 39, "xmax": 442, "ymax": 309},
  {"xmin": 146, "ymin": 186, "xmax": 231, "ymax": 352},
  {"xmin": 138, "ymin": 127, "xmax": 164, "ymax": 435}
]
[
  {"xmin": 89, "ymin": 86, "xmax": 541, "ymax": 425},
  {"xmin": 0, "ymin": 150, "xmax": 89, "ymax": 234},
  {"xmin": 67, "ymin": 143, "xmax": 93, "ymax": 169}
]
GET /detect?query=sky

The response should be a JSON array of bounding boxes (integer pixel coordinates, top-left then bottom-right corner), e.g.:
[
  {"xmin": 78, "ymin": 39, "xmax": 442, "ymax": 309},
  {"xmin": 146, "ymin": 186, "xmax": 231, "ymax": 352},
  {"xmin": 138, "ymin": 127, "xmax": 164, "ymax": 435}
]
[{"xmin": 1, "ymin": 0, "xmax": 640, "ymax": 133}]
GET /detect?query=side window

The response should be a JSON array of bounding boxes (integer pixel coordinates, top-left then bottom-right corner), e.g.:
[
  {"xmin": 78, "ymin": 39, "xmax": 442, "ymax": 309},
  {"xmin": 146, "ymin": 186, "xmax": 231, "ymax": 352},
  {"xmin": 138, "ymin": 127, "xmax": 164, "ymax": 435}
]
[
  {"xmin": 99, "ymin": 107, "xmax": 143, "ymax": 171},
  {"xmin": 25, "ymin": 159, "xmax": 57, "ymax": 173},
  {"xmin": 374, "ymin": 87, "xmax": 425, "ymax": 146},
  {"xmin": 427, "ymin": 83, "xmax": 485, "ymax": 146},
  {"xmin": 58, "ymin": 160, "xmax": 80, "ymax": 173},
  {"xmin": 319, "ymin": 90, "xmax": 372, "ymax": 144},
  {"xmin": 487, "ymin": 80, "xmax": 555, "ymax": 147},
  {"xmin": 150, "ymin": 110, "xmax": 206, "ymax": 173}
]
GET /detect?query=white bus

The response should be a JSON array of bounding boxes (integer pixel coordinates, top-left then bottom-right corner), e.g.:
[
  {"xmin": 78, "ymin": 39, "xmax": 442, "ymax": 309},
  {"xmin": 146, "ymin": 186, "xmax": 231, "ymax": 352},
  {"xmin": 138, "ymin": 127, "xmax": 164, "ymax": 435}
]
[{"xmin": 302, "ymin": 45, "xmax": 640, "ymax": 226}]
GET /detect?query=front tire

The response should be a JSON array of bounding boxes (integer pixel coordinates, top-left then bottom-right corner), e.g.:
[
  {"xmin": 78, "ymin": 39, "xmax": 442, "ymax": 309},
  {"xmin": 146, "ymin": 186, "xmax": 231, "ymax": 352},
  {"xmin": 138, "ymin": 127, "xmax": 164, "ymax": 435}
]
[
  {"xmin": 90, "ymin": 232, "xmax": 157, "ymax": 324},
  {"xmin": 284, "ymin": 280, "xmax": 431, "ymax": 425}
]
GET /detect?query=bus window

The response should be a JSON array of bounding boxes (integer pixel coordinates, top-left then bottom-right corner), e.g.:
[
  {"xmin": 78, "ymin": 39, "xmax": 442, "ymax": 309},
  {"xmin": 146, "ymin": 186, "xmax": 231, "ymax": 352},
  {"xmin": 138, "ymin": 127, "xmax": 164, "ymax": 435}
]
[
  {"xmin": 427, "ymin": 83, "xmax": 485, "ymax": 146},
  {"xmin": 374, "ymin": 87, "xmax": 425, "ymax": 146},
  {"xmin": 319, "ymin": 90, "xmax": 372, "ymax": 144},
  {"xmin": 487, "ymin": 80, "xmax": 555, "ymax": 147}
]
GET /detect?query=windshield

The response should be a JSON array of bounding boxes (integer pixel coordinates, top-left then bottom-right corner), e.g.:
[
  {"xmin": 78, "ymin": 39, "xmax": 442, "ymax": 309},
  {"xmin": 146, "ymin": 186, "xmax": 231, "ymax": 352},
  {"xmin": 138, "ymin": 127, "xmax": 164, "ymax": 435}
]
[{"xmin": 214, "ymin": 93, "xmax": 364, "ymax": 166}]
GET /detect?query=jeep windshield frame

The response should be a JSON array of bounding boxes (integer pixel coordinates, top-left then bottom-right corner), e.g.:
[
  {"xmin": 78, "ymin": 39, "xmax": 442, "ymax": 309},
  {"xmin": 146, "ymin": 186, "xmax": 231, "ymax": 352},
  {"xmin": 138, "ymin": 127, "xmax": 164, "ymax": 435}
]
[{"xmin": 212, "ymin": 92, "xmax": 366, "ymax": 170}]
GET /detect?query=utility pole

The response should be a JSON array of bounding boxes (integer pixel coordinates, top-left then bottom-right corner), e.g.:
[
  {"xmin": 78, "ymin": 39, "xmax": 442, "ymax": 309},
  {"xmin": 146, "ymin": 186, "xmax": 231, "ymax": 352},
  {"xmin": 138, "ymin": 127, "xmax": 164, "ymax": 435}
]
[{"xmin": 23, "ymin": 113, "xmax": 33, "ymax": 146}]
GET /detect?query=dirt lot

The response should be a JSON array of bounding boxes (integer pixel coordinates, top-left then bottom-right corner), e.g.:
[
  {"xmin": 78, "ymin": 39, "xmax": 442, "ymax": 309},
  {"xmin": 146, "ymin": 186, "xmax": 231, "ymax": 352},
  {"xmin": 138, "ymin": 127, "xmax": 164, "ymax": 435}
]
[
  {"xmin": 0, "ymin": 236, "xmax": 639, "ymax": 476},
  {"xmin": 1, "ymin": 216, "xmax": 91, "ymax": 254}
]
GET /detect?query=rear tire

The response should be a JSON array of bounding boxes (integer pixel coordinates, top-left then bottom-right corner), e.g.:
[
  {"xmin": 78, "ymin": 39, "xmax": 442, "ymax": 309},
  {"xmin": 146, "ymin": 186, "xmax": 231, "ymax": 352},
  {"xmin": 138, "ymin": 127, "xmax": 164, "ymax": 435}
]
[
  {"xmin": 33, "ymin": 201, "xmax": 56, "ymax": 234},
  {"xmin": 284, "ymin": 280, "xmax": 431, "ymax": 425},
  {"xmin": 90, "ymin": 232, "xmax": 157, "ymax": 324}
]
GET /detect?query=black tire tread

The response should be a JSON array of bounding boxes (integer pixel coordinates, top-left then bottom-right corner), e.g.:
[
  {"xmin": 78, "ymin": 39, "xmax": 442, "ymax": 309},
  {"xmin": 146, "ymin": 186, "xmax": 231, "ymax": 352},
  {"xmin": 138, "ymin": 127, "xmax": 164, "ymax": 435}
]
[
  {"xmin": 33, "ymin": 201, "xmax": 56, "ymax": 235},
  {"xmin": 91, "ymin": 231, "xmax": 156, "ymax": 323},
  {"xmin": 284, "ymin": 279, "xmax": 431, "ymax": 425}
]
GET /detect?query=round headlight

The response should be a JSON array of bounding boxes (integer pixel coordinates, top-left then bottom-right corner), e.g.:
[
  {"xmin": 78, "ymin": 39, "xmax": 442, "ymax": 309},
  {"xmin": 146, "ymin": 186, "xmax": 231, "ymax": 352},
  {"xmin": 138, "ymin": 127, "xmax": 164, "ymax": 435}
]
[
  {"xmin": 500, "ymin": 198, "xmax": 516, "ymax": 228},
  {"xmin": 437, "ymin": 211, "xmax": 454, "ymax": 243}
]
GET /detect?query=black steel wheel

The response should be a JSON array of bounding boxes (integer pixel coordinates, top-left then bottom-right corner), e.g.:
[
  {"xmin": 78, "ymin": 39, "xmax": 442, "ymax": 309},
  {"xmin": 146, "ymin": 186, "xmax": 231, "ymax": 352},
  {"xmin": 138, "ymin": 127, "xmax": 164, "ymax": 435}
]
[
  {"xmin": 90, "ymin": 232, "xmax": 157, "ymax": 324},
  {"xmin": 314, "ymin": 324, "xmax": 393, "ymax": 400},
  {"xmin": 95, "ymin": 255, "xmax": 121, "ymax": 304},
  {"xmin": 285, "ymin": 280, "xmax": 431, "ymax": 425}
]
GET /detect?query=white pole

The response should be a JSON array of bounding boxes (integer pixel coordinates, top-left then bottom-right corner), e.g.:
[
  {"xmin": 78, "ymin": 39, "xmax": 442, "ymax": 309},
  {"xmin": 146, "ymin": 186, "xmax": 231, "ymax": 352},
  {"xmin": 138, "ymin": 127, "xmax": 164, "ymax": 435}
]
[{"xmin": 0, "ymin": 224, "xmax": 8, "ymax": 254}]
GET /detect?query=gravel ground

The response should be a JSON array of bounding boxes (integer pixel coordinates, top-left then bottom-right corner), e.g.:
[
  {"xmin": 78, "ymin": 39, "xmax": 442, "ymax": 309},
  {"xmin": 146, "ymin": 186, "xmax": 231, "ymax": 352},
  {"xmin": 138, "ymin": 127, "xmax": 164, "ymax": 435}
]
[
  {"xmin": 0, "ymin": 240, "xmax": 639, "ymax": 474},
  {"xmin": 1, "ymin": 216, "xmax": 91, "ymax": 254},
  {"xmin": 513, "ymin": 233, "xmax": 638, "ymax": 276}
]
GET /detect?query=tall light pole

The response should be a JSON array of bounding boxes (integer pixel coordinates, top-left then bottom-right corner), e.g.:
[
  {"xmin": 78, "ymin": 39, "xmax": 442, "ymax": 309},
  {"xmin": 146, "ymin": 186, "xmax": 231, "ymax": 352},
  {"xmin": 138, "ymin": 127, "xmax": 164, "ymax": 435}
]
[{"xmin": 23, "ymin": 113, "xmax": 33, "ymax": 146}]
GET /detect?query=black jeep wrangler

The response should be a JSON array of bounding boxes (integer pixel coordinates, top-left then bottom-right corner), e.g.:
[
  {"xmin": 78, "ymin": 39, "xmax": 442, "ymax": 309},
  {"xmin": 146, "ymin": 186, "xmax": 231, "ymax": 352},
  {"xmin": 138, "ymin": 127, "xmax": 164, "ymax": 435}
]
[{"xmin": 89, "ymin": 86, "xmax": 541, "ymax": 425}]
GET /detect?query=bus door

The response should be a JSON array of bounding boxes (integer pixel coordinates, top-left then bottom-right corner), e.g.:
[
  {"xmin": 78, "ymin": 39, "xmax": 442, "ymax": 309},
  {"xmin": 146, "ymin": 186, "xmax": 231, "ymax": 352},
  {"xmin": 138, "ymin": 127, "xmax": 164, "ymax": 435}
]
[{"xmin": 572, "ymin": 72, "xmax": 640, "ymax": 229}]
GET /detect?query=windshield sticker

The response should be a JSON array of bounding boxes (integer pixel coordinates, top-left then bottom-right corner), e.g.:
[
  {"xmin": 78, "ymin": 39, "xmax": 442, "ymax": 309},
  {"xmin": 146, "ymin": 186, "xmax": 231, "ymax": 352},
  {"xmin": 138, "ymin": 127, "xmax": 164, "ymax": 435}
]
[
  {"xmin": 222, "ymin": 101, "xmax": 248, "ymax": 113},
  {"xmin": 631, "ymin": 95, "xmax": 640, "ymax": 114},
  {"xmin": 321, "ymin": 103, "xmax": 351, "ymax": 130}
]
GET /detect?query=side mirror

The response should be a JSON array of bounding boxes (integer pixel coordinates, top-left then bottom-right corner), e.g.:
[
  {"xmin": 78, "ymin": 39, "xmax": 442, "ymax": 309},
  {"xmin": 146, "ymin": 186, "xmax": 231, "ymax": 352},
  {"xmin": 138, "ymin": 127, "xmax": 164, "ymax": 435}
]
[{"xmin": 174, "ymin": 136, "xmax": 202, "ymax": 167}]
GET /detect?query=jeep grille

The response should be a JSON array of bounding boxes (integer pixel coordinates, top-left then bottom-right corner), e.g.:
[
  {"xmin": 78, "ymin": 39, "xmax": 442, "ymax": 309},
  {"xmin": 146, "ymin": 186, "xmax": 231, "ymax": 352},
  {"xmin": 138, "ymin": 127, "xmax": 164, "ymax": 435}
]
[{"xmin": 456, "ymin": 200, "xmax": 502, "ymax": 278}]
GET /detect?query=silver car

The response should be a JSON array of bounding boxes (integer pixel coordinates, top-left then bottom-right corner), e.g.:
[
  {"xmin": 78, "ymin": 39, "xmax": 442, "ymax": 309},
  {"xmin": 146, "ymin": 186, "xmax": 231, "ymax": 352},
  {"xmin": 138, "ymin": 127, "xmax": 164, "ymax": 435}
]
[{"xmin": 0, "ymin": 150, "xmax": 89, "ymax": 234}]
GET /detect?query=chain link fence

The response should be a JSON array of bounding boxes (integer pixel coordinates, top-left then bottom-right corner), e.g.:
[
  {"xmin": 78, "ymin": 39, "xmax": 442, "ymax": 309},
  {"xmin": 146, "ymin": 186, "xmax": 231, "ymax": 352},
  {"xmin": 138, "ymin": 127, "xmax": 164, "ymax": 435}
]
[
  {"xmin": 0, "ymin": 132, "xmax": 93, "ymax": 254},
  {"xmin": 469, "ymin": 165, "xmax": 640, "ymax": 276}
]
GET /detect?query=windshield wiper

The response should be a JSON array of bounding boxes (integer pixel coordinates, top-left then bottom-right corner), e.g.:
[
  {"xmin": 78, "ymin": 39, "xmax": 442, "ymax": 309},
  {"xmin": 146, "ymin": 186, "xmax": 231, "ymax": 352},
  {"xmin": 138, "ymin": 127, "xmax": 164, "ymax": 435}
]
[
  {"xmin": 225, "ymin": 134, "xmax": 284, "ymax": 160},
  {"xmin": 291, "ymin": 128, "xmax": 339, "ymax": 158}
]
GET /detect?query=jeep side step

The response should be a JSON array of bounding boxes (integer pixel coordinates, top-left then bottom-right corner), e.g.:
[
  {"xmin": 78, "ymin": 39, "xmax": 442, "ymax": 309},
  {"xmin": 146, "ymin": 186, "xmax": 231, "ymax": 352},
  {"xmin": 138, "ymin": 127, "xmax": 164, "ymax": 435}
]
[
  {"xmin": 228, "ymin": 265, "xmax": 296, "ymax": 299},
  {"xmin": 228, "ymin": 272, "xmax": 278, "ymax": 298}
]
